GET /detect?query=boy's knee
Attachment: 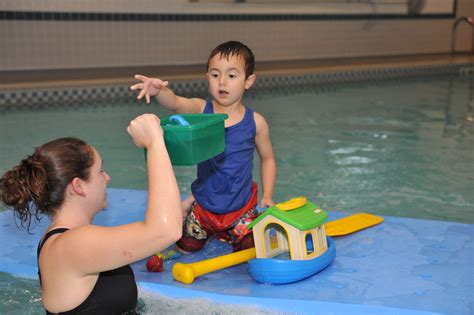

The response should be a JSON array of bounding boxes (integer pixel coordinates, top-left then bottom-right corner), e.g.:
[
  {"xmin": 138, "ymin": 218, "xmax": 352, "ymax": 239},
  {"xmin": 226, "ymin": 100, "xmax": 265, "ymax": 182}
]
[{"xmin": 233, "ymin": 234, "xmax": 255, "ymax": 252}]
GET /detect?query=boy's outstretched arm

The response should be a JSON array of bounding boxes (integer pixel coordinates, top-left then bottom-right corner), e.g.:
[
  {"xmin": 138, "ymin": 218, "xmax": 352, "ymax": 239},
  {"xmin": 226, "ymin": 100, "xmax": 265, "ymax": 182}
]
[
  {"xmin": 130, "ymin": 74, "xmax": 205, "ymax": 113},
  {"xmin": 254, "ymin": 112, "xmax": 276, "ymax": 209}
]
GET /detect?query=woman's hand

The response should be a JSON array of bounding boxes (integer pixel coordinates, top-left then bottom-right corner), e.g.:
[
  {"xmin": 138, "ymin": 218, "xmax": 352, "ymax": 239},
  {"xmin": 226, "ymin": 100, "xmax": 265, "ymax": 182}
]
[
  {"xmin": 127, "ymin": 114, "xmax": 163, "ymax": 148},
  {"xmin": 130, "ymin": 75, "xmax": 169, "ymax": 104}
]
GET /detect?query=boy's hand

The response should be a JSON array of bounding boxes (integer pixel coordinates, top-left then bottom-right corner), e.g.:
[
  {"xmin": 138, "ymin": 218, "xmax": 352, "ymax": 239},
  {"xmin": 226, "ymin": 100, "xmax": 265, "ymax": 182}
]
[
  {"xmin": 259, "ymin": 196, "xmax": 274, "ymax": 209},
  {"xmin": 130, "ymin": 74, "xmax": 169, "ymax": 104}
]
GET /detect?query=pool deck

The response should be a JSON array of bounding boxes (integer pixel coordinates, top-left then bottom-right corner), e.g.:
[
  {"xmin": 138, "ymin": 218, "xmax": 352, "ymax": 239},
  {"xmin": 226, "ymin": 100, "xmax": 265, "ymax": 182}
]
[
  {"xmin": 2, "ymin": 53, "xmax": 473, "ymax": 90},
  {"xmin": 1, "ymin": 188, "xmax": 473, "ymax": 315}
]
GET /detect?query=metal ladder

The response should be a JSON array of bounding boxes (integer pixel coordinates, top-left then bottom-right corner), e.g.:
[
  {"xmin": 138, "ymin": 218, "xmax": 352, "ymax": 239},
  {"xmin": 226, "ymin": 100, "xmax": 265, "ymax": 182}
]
[{"xmin": 451, "ymin": 16, "xmax": 474, "ymax": 54}]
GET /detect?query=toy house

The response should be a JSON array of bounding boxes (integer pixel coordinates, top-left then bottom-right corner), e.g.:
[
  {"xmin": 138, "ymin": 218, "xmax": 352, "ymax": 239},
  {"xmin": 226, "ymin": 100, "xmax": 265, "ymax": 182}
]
[{"xmin": 247, "ymin": 197, "xmax": 329, "ymax": 260}]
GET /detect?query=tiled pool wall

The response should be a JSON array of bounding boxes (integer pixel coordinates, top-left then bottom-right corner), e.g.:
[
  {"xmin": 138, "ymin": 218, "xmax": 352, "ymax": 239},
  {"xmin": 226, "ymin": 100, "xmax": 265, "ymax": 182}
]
[{"xmin": 1, "ymin": 62, "xmax": 473, "ymax": 110}]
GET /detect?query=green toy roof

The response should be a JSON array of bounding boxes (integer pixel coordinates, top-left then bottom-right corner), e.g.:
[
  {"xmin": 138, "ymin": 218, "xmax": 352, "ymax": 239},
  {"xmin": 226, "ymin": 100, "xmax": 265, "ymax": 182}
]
[{"xmin": 247, "ymin": 201, "xmax": 328, "ymax": 231}]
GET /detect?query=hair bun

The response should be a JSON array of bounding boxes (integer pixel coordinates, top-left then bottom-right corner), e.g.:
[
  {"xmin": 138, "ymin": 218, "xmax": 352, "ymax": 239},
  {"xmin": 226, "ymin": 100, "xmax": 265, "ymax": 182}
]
[
  {"xmin": 0, "ymin": 154, "xmax": 47, "ymax": 211},
  {"xmin": 19, "ymin": 155, "xmax": 48, "ymax": 204}
]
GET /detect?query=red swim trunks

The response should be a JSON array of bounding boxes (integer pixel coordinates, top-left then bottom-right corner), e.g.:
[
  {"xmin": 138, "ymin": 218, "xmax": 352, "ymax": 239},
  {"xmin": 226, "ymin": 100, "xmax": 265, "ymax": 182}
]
[{"xmin": 176, "ymin": 183, "xmax": 259, "ymax": 252}]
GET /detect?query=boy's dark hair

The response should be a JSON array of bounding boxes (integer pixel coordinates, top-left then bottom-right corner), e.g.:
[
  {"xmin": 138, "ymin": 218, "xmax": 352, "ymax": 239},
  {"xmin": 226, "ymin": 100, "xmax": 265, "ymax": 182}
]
[{"xmin": 207, "ymin": 41, "xmax": 255, "ymax": 78}]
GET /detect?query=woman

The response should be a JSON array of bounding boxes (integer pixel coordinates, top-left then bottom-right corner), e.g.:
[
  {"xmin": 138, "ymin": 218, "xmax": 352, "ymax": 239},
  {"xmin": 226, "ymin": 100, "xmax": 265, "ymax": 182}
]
[{"xmin": 0, "ymin": 114, "xmax": 182, "ymax": 314}]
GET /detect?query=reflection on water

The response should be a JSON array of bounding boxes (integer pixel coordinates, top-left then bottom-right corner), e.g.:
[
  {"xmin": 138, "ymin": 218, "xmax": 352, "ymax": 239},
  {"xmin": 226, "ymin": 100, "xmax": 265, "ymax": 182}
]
[{"xmin": 258, "ymin": 75, "xmax": 474, "ymax": 223}]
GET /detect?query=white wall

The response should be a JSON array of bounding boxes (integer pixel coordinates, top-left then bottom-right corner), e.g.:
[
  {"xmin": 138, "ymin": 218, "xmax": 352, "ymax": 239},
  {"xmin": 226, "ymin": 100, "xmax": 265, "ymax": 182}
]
[{"xmin": 0, "ymin": 0, "xmax": 472, "ymax": 72}]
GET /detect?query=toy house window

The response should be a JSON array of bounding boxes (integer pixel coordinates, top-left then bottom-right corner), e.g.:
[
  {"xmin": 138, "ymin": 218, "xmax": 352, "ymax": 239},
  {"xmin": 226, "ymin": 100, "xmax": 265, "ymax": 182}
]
[
  {"xmin": 269, "ymin": 227, "xmax": 278, "ymax": 249},
  {"xmin": 263, "ymin": 223, "xmax": 290, "ymax": 259},
  {"xmin": 305, "ymin": 233, "xmax": 314, "ymax": 255}
]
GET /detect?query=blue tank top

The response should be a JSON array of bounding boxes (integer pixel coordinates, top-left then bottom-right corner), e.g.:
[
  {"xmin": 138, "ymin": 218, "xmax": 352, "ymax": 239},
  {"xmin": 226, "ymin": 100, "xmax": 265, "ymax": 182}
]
[{"xmin": 191, "ymin": 100, "xmax": 256, "ymax": 214}]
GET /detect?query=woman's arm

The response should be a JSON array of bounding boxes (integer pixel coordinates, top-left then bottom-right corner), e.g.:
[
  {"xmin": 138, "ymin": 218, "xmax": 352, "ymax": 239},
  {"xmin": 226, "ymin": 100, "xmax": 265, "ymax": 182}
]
[{"xmin": 53, "ymin": 114, "xmax": 183, "ymax": 275}]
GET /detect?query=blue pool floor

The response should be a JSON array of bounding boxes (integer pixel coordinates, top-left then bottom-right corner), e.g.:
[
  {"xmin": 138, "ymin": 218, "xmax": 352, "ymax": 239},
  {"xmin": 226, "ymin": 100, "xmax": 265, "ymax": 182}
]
[{"xmin": 1, "ymin": 188, "xmax": 472, "ymax": 315}]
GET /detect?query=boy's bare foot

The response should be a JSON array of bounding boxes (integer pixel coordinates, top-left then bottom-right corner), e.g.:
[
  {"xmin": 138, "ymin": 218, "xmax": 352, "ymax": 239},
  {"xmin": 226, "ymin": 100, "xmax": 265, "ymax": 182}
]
[{"xmin": 181, "ymin": 194, "xmax": 195, "ymax": 218}]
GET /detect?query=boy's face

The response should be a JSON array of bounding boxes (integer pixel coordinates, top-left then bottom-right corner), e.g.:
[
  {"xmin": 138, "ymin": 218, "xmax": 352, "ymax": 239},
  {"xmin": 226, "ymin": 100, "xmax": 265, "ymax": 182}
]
[{"xmin": 207, "ymin": 53, "xmax": 256, "ymax": 106}]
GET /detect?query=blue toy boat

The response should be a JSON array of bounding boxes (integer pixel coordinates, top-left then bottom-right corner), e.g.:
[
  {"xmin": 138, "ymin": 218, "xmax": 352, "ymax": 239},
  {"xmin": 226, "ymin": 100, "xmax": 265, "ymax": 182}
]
[{"xmin": 248, "ymin": 236, "xmax": 336, "ymax": 284}]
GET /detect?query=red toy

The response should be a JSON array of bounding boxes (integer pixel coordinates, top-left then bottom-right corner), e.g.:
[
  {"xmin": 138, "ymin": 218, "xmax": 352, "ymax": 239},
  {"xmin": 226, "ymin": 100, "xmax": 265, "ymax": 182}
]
[{"xmin": 146, "ymin": 255, "xmax": 164, "ymax": 272}]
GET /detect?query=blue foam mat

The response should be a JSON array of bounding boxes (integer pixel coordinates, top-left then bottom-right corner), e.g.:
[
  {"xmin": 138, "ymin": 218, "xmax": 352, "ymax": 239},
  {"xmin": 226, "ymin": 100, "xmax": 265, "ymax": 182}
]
[{"xmin": 1, "ymin": 188, "xmax": 472, "ymax": 315}]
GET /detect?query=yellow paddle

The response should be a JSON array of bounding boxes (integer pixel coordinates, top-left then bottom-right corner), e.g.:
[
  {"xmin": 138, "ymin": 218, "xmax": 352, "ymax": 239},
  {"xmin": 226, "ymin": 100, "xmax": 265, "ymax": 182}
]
[
  {"xmin": 172, "ymin": 213, "xmax": 383, "ymax": 284},
  {"xmin": 325, "ymin": 213, "xmax": 384, "ymax": 237}
]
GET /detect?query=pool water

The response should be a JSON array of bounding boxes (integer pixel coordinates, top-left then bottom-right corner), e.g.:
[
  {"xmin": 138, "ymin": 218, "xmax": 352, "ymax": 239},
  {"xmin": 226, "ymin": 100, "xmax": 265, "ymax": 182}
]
[
  {"xmin": 2, "ymin": 75, "xmax": 473, "ymax": 222},
  {"xmin": 0, "ymin": 272, "xmax": 271, "ymax": 314},
  {"xmin": 1, "ymin": 74, "xmax": 473, "ymax": 312},
  {"xmin": 0, "ymin": 272, "xmax": 42, "ymax": 314}
]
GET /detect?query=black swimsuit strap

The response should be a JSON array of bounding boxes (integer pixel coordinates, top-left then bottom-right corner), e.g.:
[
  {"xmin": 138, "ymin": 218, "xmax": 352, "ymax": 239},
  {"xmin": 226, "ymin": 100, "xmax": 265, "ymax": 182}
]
[
  {"xmin": 37, "ymin": 228, "xmax": 70, "ymax": 257},
  {"xmin": 37, "ymin": 228, "xmax": 69, "ymax": 286}
]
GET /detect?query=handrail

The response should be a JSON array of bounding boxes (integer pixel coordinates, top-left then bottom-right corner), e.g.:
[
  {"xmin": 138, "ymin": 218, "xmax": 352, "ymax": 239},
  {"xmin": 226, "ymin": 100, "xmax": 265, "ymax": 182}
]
[{"xmin": 451, "ymin": 16, "xmax": 474, "ymax": 54}]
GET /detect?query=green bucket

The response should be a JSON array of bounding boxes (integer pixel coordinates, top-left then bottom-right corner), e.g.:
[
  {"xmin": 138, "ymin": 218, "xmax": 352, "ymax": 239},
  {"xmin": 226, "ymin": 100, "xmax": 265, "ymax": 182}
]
[{"xmin": 144, "ymin": 113, "xmax": 228, "ymax": 166}]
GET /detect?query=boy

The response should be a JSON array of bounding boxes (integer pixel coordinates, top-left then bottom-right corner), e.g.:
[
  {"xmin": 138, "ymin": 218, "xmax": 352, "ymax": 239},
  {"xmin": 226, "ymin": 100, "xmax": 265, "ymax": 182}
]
[{"xmin": 131, "ymin": 41, "xmax": 276, "ymax": 252}]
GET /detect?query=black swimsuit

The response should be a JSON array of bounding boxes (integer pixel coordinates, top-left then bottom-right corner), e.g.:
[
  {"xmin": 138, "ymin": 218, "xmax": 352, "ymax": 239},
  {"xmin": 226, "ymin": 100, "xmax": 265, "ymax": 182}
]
[{"xmin": 37, "ymin": 228, "xmax": 138, "ymax": 314}]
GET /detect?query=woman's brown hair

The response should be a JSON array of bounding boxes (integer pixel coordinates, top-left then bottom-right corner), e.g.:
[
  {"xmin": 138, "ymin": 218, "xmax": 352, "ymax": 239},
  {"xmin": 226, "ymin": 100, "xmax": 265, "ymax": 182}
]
[{"xmin": 0, "ymin": 138, "xmax": 94, "ymax": 231}]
